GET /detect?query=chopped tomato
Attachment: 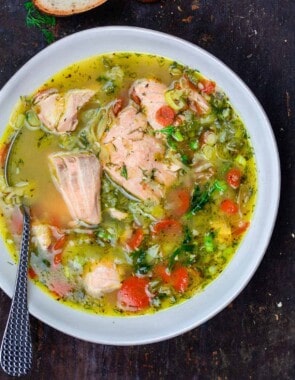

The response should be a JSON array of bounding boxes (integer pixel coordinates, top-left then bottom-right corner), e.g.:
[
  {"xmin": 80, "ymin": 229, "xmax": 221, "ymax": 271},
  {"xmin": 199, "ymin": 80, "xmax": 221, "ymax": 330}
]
[
  {"xmin": 53, "ymin": 252, "xmax": 63, "ymax": 265},
  {"xmin": 156, "ymin": 105, "xmax": 175, "ymax": 126},
  {"xmin": 226, "ymin": 168, "xmax": 242, "ymax": 189},
  {"xmin": 166, "ymin": 188, "xmax": 190, "ymax": 217},
  {"xmin": 117, "ymin": 276, "xmax": 150, "ymax": 311},
  {"xmin": 172, "ymin": 266, "xmax": 189, "ymax": 292},
  {"xmin": 233, "ymin": 220, "xmax": 250, "ymax": 236},
  {"xmin": 53, "ymin": 235, "xmax": 67, "ymax": 251},
  {"xmin": 28, "ymin": 267, "xmax": 37, "ymax": 280},
  {"xmin": 152, "ymin": 219, "xmax": 182, "ymax": 235},
  {"xmin": 220, "ymin": 199, "xmax": 239, "ymax": 214},
  {"xmin": 154, "ymin": 264, "xmax": 171, "ymax": 283},
  {"xmin": 201, "ymin": 79, "xmax": 216, "ymax": 95},
  {"xmin": 127, "ymin": 228, "xmax": 144, "ymax": 251},
  {"xmin": 0, "ymin": 143, "xmax": 10, "ymax": 168},
  {"xmin": 154, "ymin": 264, "xmax": 189, "ymax": 293}
]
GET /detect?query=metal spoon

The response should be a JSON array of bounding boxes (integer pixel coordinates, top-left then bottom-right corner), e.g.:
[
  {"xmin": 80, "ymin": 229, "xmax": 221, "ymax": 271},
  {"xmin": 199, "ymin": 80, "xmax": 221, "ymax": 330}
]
[{"xmin": 0, "ymin": 129, "xmax": 32, "ymax": 376}]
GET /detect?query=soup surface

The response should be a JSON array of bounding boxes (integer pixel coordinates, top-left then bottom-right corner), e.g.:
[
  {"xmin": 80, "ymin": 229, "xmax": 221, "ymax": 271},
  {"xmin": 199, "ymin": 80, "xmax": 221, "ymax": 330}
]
[{"xmin": 0, "ymin": 53, "xmax": 256, "ymax": 315}]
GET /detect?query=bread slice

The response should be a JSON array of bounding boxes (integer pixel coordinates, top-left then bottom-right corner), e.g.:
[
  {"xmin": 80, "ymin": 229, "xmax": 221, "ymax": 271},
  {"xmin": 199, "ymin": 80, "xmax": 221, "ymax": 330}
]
[{"xmin": 33, "ymin": 0, "xmax": 108, "ymax": 16}]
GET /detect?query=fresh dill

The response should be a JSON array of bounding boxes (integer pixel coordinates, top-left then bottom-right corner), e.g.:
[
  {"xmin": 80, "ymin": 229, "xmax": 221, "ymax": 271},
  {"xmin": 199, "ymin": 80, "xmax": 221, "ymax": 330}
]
[
  {"xmin": 121, "ymin": 164, "xmax": 128, "ymax": 180},
  {"xmin": 24, "ymin": 1, "xmax": 56, "ymax": 44}
]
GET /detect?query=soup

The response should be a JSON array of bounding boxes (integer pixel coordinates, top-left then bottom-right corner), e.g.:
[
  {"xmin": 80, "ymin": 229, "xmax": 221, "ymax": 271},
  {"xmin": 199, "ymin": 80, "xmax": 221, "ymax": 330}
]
[{"xmin": 0, "ymin": 53, "xmax": 257, "ymax": 315}]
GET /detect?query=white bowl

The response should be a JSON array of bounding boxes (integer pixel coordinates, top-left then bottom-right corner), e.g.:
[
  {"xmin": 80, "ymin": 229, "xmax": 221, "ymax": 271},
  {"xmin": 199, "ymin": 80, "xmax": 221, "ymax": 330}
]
[{"xmin": 0, "ymin": 26, "xmax": 280, "ymax": 345}]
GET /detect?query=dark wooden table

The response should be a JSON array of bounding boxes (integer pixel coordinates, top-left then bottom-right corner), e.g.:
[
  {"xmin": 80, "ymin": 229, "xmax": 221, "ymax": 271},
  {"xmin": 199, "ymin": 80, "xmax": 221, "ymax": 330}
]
[{"xmin": 0, "ymin": 1, "xmax": 294, "ymax": 379}]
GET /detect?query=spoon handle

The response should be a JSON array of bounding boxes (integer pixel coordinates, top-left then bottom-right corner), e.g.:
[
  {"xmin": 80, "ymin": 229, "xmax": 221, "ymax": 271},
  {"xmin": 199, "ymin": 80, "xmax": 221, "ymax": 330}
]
[{"xmin": 0, "ymin": 206, "xmax": 32, "ymax": 376}]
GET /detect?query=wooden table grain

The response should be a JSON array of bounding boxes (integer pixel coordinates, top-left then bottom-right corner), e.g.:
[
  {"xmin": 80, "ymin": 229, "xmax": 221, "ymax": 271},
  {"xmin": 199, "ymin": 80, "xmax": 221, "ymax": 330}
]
[{"xmin": 0, "ymin": 1, "xmax": 294, "ymax": 379}]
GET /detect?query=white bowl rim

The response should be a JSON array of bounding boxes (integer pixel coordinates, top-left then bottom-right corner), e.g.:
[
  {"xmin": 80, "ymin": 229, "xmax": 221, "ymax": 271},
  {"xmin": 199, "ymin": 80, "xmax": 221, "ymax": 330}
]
[{"xmin": 0, "ymin": 26, "xmax": 280, "ymax": 345}]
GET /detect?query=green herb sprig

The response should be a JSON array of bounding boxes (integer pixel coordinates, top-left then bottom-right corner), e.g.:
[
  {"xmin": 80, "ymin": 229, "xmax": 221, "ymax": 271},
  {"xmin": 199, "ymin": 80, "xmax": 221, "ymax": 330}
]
[
  {"xmin": 24, "ymin": 1, "xmax": 56, "ymax": 44},
  {"xmin": 157, "ymin": 126, "xmax": 184, "ymax": 142},
  {"xmin": 121, "ymin": 164, "xmax": 128, "ymax": 179},
  {"xmin": 168, "ymin": 227, "xmax": 195, "ymax": 270},
  {"xmin": 188, "ymin": 180, "xmax": 227, "ymax": 216}
]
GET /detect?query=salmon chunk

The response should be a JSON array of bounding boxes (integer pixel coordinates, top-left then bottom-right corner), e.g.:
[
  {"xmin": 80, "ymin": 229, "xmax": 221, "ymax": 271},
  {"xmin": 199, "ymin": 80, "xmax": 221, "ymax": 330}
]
[
  {"xmin": 181, "ymin": 78, "xmax": 210, "ymax": 115},
  {"xmin": 49, "ymin": 152, "xmax": 101, "ymax": 226},
  {"xmin": 101, "ymin": 105, "xmax": 178, "ymax": 202},
  {"xmin": 103, "ymin": 105, "xmax": 146, "ymax": 144},
  {"xmin": 34, "ymin": 88, "xmax": 95, "ymax": 133},
  {"xmin": 130, "ymin": 79, "xmax": 169, "ymax": 130},
  {"xmin": 83, "ymin": 262, "xmax": 121, "ymax": 298}
]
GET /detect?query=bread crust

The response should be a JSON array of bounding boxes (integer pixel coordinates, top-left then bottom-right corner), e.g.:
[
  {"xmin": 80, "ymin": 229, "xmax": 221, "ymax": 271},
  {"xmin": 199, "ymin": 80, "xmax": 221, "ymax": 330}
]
[{"xmin": 33, "ymin": 0, "xmax": 108, "ymax": 16}]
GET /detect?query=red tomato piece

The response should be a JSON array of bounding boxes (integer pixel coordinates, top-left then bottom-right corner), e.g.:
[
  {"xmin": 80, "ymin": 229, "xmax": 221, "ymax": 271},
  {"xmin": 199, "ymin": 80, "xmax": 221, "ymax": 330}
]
[
  {"xmin": 53, "ymin": 252, "xmax": 63, "ymax": 265},
  {"xmin": 154, "ymin": 264, "xmax": 189, "ymax": 293},
  {"xmin": 152, "ymin": 219, "xmax": 182, "ymax": 235},
  {"xmin": 201, "ymin": 79, "xmax": 216, "ymax": 95},
  {"xmin": 53, "ymin": 235, "xmax": 67, "ymax": 251},
  {"xmin": 0, "ymin": 143, "xmax": 10, "ymax": 168},
  {"xmin": 226, "ymin": 168, "xmax": 242, "ymax": 189},
  {"xmin": 220, "ymin": 199, "xmax": 239, "ymax": 214},
  {"xmin": 171, "ymin": 266, "xmax": 189, "ymax": 293},
  {"xmin": 154, "ymin": 264, "xmax": 171, "ymax": 283},
  {"xmin": 156, "ymin": 105, "xmax": 175, "ymax": 126},
  {"xmin": 166, "ymin": 189, "xmax": 190, "ymax": 217},
  {"xmin": 28, "ymin": 267, "xmax": 37, "ymax": 280},
  {"xmin": 117, "ymin": 276, "xmax": 150, "ymax": 311},
  {"xmin": 127, "ymin": 228, "xmax": 144, "ymax": 251},
  {"xmin": 233, "ymin": 221, "xmax": 250, "ymax": 236}
]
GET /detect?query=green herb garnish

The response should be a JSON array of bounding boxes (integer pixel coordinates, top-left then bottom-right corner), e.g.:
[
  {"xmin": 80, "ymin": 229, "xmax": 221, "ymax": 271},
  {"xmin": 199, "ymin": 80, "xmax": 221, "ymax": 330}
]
[
  {"xmin": 168, "ymin": 226, "xmax": 195, "ymax": 270},
  {"xmin": 168, "ymin": 244, "xmax": 195, "ymax": 271},
  {"xmin": 121, "ymin": 164, "xmax": 128, "ymax": 179},
  {"xmin": 188, "ymin": 180, "xmax": 225, "ymax": 216},
  {"xmin": 132, "ymin": 249, "xmax": 151, "ymax": 275},
  {"xmin": 96, "ymin": 76, "xmax": 116, "ymax": 93},
  {"xmin": 24, "ymin": 1, "xmax": 56, "ymax": 44},
  {"xmin": 180, "ymin": 154, "xmax": 189, "ymax": 165}
]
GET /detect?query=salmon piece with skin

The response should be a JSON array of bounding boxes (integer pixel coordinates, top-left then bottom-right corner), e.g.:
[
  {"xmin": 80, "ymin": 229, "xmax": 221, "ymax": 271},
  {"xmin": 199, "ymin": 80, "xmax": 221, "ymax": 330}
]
[
  {"xmin": 83, "ymin": 262, "xmax": 121, "ymax": 298},
  {"xmin": 49, "ymin": 152, "xmax": 101, "ymax": 226},
  {"xmin": 130, "ymin": 79, "xmax": 169, "ymax": 130},
  {"xmin": 33, "ymin": 89, "xmax": 63, "ymax": 131},
  {"xmin": 102, "ymin": 105, "xmax": 179, "ymax": 202},
  {"xmin": 34, "ymin": 88, "xmax": 95, "ymax": 133}
]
